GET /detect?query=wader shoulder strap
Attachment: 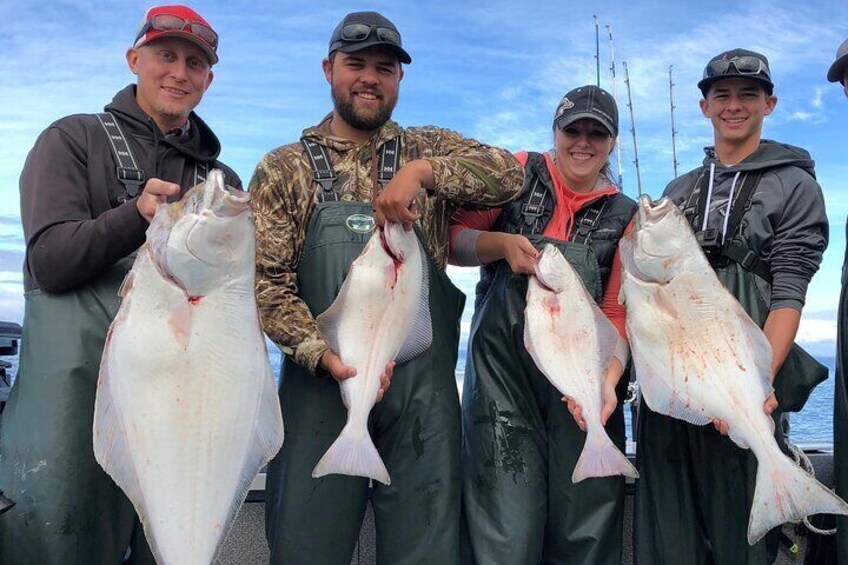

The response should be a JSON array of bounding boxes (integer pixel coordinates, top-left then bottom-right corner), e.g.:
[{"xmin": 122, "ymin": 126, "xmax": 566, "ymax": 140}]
[
  {"xmin": 518, "ymin": 153, "xmax": 553, "ymax": 236},
  {"xmin": 97, "ymin": 113, "xmax": 208, "ymax": 198},
  {"xmin": 301, "ymin": 136, "xmax": 401, "ymax": 202},
  {"xmin": 300, "ymin": 138, "xmax": 338, "ymax": 202},
  {"xmin": 96, "ymin": 112, "xmax": 145, "ymax": 200},
  {"xmin": 685, "ymin": 165, "xmax": 771, "ymax": 282},
  {"xmin": 721, "ymin": 170, "xmax": 770, "ymax": 282},
  {"xmin": 569, "ymin": 197, "xmax": 609, "ymax": 245},
  {"xmin": 193, "ymin": 162, "xmax": 209, "ymax": 185},
  {"xmin": 376, "ymin": 137, "xmax": 401, "ymax": 188}
]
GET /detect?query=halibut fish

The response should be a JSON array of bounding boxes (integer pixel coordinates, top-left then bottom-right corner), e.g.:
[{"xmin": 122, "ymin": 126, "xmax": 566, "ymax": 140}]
[
  {"xmin": 619, "ymin": 195, "xmax": 848, "ymax": 545},
  {"xmin": 314, "ymin": 223, "xmax": 431, "ymax": 485},
  {"xmin": 93, "ymin": 171, "xmax": 285, "ymax": 564},
  {"xmin": 524, "ymin": 244, "xmax": 638, "ymax": 482}
]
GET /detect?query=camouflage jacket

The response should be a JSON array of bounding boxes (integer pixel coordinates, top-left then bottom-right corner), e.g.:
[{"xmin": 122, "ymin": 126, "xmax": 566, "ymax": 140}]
[{"xmin": 251, "ymin": 115, "xmax": 523, "ymax": 375}]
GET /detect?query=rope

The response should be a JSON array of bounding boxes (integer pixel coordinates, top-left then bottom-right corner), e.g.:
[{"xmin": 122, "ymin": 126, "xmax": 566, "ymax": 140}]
[{"xmin": 785, "ymin": 439, "xmax": 837, "ymax": 536}]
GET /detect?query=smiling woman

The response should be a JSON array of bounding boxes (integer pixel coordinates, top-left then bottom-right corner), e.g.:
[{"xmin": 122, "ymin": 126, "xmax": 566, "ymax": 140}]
[{"xmin": 448, "ymin": 84, "xmax": 638, "ymax": 564}]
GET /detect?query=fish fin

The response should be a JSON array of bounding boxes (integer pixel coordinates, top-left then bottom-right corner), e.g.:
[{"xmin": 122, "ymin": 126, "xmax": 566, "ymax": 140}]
[
  {"xmin": 118, "ymin": 256, "xmax": 140, "ymax": 298},
  {"xmin": 92, "ymin": 351, "xmax": 148, "ymax": 543},
  {"xmin": 316, "ymin": 278, "xmax": 354, "ymax": 355},
  {"xmin": 572, "ymin": 431, "xmax": 639, "ymax": 483},
  {"xmin": 312, "ymin": 424, "xmax": 391, "ymax": 485},
  {"xmin": 591, "ymin": 299, "xmax": 620, "ymax": 369},
  {"xmin": 748, "ymin": 452, "xmax": 848, "ymax": 545},
  {"xmin": 208, "ymin": 359, "xmax": 284, "ymax": 563},
  {"xmin": 395, "ymin": 241, "xmax": 432, "ymax": 364}
]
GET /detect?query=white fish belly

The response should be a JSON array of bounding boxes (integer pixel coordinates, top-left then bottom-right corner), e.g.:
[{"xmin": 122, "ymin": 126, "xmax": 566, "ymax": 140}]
[{"xmin": 94, "ymin": 252, "xmax": 283, "ymax": 564}]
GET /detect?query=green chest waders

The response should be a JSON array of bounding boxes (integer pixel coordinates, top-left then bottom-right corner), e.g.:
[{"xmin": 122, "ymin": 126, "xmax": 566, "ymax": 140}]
[
  {"xmin": 264, "ymin": 201, "xmax": 466, "ymax": 565},
  {"xmin": 0, "ymin": 258, "xmax": 155, "ymax": 565},
  {"xmin": 836, "ymin": 217, "xmax": 848, "ymax": 564},
  {"xmin": 460, "ymin": 236, "xmax": 628, "ymax": 565},
  {"xmin": 635, "ymin": 262, "xmax": 799, "ymax": 565}
]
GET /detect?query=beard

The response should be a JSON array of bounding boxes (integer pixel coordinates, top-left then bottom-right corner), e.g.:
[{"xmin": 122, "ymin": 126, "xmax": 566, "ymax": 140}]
[{"xmin": 331, "ymin": 82, "xmax": 398, "ymax": 132}]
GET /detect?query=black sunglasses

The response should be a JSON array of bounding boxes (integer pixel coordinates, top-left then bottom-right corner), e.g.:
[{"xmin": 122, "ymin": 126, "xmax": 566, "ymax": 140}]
[
  {"xmin": 136, "ymin": 14, "xmax": 219, "ymax": 51},
  {"xmin": 561, "ymin": 125, "xmax": 611, "ymax": 141},
  {"xmin": 340, "ymin": 23, "xmax": 401, "ymax": 47},
  {"xmin": 703, "ymin": 56, "xmax": 770, "ymax": 81}
]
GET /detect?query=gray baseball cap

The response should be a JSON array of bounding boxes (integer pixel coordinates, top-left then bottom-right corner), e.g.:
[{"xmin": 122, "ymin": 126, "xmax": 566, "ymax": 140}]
[
  {"xmin": 553, "ymin": 85, "xmax": 618, "ymax": 137},
  {"xmin": 328, "ymin": 11, "xmax": 411, "ymax": 64},
  {"xmin": 827, "ymin": 38, "xmax": 848, "ymax": 83}
]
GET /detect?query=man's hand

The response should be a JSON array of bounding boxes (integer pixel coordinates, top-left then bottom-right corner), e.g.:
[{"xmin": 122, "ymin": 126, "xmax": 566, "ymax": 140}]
[
  {"xmin": 500, "ymin": 233, "xmax": 539, "ymax": 274},
  {"xmin": 136, "ymin": 178, "xmax": 180, "ymax": 223},
  {"xmin": 319, "ymin": 350, "xmax": 395, "ymax": 403},
  {"xmin": 711, "ymin": 392, "xmax": 778, "ymax": 436},
  {"xmin": 374, "ymin": 160, "xmax": 434, "ymax": 229}
]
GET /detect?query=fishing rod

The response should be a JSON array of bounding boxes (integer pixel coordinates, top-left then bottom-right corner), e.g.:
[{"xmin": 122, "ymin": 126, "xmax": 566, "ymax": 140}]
[
  {"xmin": 593, "ymin": 15, "xmax": 600, "ymax": 87},
  {"xmin": 607, "ymin": 23, "xmax": 623, "ymax": 190},
  {"xmin": 669, "ymin": 65, "xmax": 680, "ymax": 179},
  {"xmin": 623, "ymin": 61, "xmax": 643, "ymax": 197}
]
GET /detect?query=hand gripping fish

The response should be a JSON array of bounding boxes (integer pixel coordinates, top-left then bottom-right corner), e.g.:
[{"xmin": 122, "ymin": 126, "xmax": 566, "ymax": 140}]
[
  {"xmin": 524, "ymin": 244, "xmax": 638, "ymax": 482},
  {"xmin": 314, "ymin": 223, "xmax": 432, "ymax": 485},
  {"xmin": 93, "ymin": 170, "xmax": 285, "ymax": 565},
  {"xmin": 619, "ymin": 195, "xmax": 848, "ymax": 545}
]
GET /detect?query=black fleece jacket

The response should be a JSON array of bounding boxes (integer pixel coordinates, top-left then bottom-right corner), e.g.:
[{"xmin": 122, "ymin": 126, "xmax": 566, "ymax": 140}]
[{"xmin": 20, "ymin": 84, "xmax": 241, "ymax": 292}]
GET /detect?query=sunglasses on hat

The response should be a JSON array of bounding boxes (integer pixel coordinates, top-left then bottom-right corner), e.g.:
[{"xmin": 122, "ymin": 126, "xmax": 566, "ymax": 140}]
[
  {"xmin": 339, "ymin": 23, "xmax": 401, "ymax": 47},
  {"xmin": 135, "ymin": 13, "xmax": 219, "ymax": 51},
  {"xmin": 703, "ymin": 56, "xmax": 770, "ymax": 81}
]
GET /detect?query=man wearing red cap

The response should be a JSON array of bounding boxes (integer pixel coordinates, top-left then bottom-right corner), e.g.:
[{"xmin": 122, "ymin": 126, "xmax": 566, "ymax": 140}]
[
  {"xmin": 251, "ymin": 10, "xmax": 522, "ymax": 565},
  {"xmin": 0, "ymin": 5, "xmax": 240, "ymax": 564}
]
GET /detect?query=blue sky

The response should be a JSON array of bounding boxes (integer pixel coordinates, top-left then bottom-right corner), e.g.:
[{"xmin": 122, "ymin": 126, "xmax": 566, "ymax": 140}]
[{"xmin": 1, "ymin": 0, "xmax": 847, "ymax": 357}]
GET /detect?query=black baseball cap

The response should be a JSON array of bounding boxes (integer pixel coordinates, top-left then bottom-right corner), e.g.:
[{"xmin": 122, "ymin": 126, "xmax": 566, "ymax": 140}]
[
  {"xmin": 698, "ymin": 48, "xmax": 774, "ymax": 96},
  {"xmin": 328, "ymin": 11, "xmax": 411, "ymax": 64},
  {"xmin": 553, "ymin": 85, "xmax": 618, "ymax": 137},
  {"xmin": 827, "ymin": 38, "xmax": 848, "ymax": 83}
]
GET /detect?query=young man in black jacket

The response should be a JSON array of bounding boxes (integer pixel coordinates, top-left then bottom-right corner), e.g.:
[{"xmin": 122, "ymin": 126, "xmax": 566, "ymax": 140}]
[
  {"xmin": 0, "ymin": 5, "xmax": 240, "ymax": 563},
  {"xmin": 635, "ymin": 48, "xmax": 828, "ymax": 565}
]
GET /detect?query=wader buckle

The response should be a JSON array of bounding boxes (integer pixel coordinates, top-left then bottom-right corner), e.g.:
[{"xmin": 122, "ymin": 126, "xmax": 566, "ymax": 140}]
[
  {"xmin": 116, "ymin": 167, "xmax": 145, "ymax": 198},
  {"xmin": 740, "ymin": 250, "xmax": 759, "ymax": 271}
]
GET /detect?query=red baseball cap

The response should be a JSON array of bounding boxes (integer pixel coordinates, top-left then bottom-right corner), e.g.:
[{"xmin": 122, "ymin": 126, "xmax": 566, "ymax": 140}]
[{"xmin": 133, "ymin": 5, "xmax": 219, "ymax": 65}]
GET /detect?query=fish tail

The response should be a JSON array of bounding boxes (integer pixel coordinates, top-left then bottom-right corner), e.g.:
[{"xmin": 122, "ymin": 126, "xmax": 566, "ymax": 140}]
[
  {"xmin": 748, "ymin": 453, "xmax": 848, "ymax": 545},
  {"xmin": 571, "ymin": 431, "xmax": 639, "ymax": 483},
  {"xmin": 312, "ymin": 426, "xmax": 391, "ymax": 486}
]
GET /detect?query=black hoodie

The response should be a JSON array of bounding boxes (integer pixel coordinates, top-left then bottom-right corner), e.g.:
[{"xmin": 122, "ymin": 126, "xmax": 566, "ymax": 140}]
[
  {"xmin": 664, "ymin": 140, "xmax": 828, "ymax": 312},
  {"xmin": 20, "ymin": 84, "xmax": 241, "ymax": 293}
]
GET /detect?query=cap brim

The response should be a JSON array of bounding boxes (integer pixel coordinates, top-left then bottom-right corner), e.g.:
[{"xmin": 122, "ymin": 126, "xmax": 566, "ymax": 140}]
[
  {"xmin": 136, "ymin": 31, "xmax": 218, "ymax": 65},
  {"xmin": 697, "ymin": 73, "xmax": 773, "ymax": 93},
  {"xmin": 827, "ymin": 53, "xmax": 848, "ymax": 83},
  {"xmin": 333, "ymin": 38, "xmax": 412, "ymax": 64},
  {"xmin": 555, "ymin": 111, "xmax": 617, "ymax": 137}
]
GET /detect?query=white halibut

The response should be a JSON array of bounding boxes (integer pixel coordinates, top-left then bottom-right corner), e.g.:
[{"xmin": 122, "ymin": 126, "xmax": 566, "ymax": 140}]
[
  {"xmin": 619, "ymin": 195, "xmax": 848, "ymax": 545},
  {"xmin": 524, "ymin": 244, "xmax": 638, "ymax": 482},
  {"xmin": 93, "ymin": 170, "xmax": 284, "ymax": 564},
  {"xmin": 314, "ymin": 222, "xmax": 432, "ymax": 486}
]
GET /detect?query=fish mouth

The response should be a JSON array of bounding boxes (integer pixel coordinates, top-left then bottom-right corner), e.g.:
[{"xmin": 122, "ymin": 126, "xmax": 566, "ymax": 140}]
[{"xmin": 380, "ymin": 223, "xmax": 405, "ymax": 262}]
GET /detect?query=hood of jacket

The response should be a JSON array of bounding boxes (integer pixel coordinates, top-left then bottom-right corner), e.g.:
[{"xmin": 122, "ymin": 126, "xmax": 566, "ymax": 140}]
[
  {"xmin": 702, "ymin": 139, "xmax": 816, "ymax": 179},
  {"xmin": 104, "ymin": 84, "xmax": 223, "ymax": 163}
]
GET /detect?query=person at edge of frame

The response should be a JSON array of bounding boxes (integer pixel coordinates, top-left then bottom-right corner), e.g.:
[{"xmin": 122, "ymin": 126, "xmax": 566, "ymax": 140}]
[
  {"xmin": 249, "ymin": 10, "xmax": 524, "ymax": 565},
  {"xmin": 0, "ymin": 5, "xmax": 241, "ymax": 564},
  {"xmin": 634, "ymin": 48, "xmax": 829, "ymax": 565},
  {"xmin": 447, "ymin": 84, "xmax": 637, "ymax": 565},
  {"xmin": 828, "ymin": 35, "xmax": 848, "ymax": 565}
]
